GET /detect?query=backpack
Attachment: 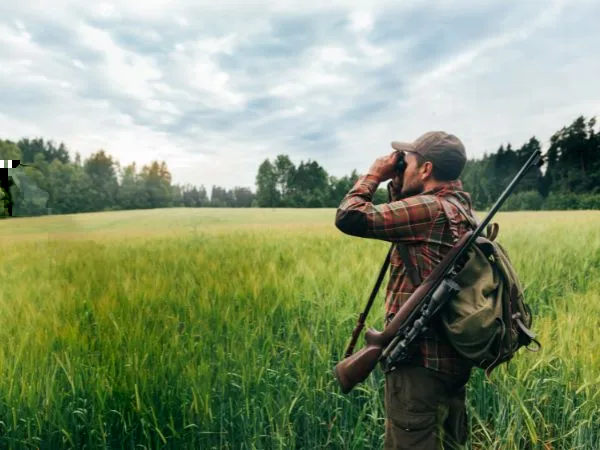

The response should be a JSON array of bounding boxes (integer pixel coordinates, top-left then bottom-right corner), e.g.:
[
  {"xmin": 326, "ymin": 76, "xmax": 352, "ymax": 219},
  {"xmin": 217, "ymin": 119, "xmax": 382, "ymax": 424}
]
[{"xmin": 437, "ymin": 196, "xmax": 541, "ymax": 376}]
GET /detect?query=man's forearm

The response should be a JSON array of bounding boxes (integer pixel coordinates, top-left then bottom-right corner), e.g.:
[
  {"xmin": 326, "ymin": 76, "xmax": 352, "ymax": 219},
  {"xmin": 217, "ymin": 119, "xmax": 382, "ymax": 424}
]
[
  {"xmin": 334, "ymin": 174, "xmax": 380, "ymax": 236},
  {"xmin": 339, "ymin": 174, "xmax": 380, "ymax": 208}
]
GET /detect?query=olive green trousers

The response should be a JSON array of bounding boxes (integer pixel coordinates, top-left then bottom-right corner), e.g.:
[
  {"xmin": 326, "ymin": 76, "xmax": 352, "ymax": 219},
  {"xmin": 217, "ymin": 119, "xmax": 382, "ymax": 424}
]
[{"xmin": 383, "ymin": 364, "xmax": 470, "ymax": 450}]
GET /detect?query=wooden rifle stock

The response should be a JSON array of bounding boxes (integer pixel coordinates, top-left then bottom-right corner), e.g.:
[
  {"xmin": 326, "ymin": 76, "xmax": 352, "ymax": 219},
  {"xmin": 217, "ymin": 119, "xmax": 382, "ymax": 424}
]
[{"xmin": 333, "ymin": 232, "xmax": 472, "ymax": 394}]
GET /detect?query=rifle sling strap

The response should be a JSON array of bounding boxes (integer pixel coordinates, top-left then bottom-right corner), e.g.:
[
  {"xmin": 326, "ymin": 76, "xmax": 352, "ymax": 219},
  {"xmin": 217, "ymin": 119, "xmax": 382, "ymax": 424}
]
[{"xmin": 396, "ymin": 243, "xmax": 422, "ymax": 286}]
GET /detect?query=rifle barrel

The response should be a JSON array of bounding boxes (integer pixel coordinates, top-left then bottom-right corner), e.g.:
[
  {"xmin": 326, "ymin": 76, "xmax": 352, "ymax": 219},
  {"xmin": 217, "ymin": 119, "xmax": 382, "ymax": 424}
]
[{"xmin": 442, "ymin": 149, "xmax": 541, "ymax": 277}]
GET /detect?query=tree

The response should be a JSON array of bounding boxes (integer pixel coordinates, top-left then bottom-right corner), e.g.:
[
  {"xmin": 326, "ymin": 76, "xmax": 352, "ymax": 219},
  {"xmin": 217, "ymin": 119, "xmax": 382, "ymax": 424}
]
[
  {"xmin": 232, "ymin": 187, "xmax": 255, "ymax": 207},
  {"xmin": 210, "ymin": 186, "xmax": 235, "ymax": 207},
  {"xmin": 255, "ymin": 159, "xmax": 279, "ymax": 207},
  {"xmin": 118, "ymin": 163, "xmax": 148, "ymax": 210},
  {"xmin": 170, "ymin": 184, "xmax": 184, "ymax": 207},
  {"xmin": 461, "ymin": 159, "xmax": 488, "ymax": 209},
  {"xmin": 544, "ymin": 116, "xmax": 596, "ymax": 194},
  {"xmin": 181, "ymin": 184, "xmax": 208, "ymax": 207},
  {"xmin": 46, "ymin": 159, "xmax": 77, "ymax": 214},
  {"xmin": 273, "ymin": 154, "xmax": 296, "ymax": 204},
  {"xmin": 287, "ymin": 159, "xmax": 329, "ymax": 207},
  {"xmin": 0, "ymin": 140, "xmax": 22, "ymax": 160},
  {"xmin": 139, "ymin": 161, "xmax": 172, "ymax": 208},
  {"xmin": 327, "ymin": 169, "xmax": 360, "ymax": 207},
  {"xmin": 17, "ymin": 138, "xmax": 70, "ymax": 164},
  {"xmin": 84, "ymin": 150, "xmax": 119, "ymax": 211},
  {"xmin": 515, "ymin": 137, "xmax": 544, "ymax": 194}
]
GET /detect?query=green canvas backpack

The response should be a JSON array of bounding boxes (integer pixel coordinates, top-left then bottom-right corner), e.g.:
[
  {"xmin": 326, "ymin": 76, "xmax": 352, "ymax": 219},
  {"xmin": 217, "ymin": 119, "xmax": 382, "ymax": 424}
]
[{"xmin": 438, "ymin": 197, "xmax": 541, "ymax": 376}]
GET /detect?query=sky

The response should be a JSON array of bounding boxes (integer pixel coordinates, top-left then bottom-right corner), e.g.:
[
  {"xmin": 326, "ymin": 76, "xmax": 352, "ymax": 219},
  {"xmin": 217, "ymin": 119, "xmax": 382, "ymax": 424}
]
[{"xmin": 1, "ymin": 0, "xmax": 599, "ymax": 192}]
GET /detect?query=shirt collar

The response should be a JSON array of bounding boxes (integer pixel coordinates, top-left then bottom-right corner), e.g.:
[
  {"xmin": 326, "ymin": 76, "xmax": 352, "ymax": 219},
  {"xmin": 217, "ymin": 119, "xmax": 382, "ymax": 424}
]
[
  {"xmin": 422, "ymin": 179, "xmax": 464, "ymax": 196},
  {"xmin": 422, "ymin": 179, "xmax": 474, "ymax": 209}
]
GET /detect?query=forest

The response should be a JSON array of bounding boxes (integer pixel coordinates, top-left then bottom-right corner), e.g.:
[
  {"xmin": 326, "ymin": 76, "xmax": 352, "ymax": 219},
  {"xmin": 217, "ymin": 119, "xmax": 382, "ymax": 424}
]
[{"xmin": 1, "ymin": 115, "xmax": 599, "ymax": 217}]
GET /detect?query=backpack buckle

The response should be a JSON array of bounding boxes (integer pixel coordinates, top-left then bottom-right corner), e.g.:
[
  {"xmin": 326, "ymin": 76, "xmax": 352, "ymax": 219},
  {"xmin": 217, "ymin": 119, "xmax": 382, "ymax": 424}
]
[
  {"xmin": 512, "ymin": 313, "xmax": 541, "ymax": 352},
  {"xmin": 486, "ymin": 223, "xmax": 499, "ymax": 241}
]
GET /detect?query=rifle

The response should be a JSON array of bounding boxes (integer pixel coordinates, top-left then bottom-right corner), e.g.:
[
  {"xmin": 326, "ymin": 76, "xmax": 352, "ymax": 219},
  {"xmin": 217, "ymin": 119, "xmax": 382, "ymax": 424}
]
[
  {"xmin": 334, "ymin": 149, "xmax": 543, "ymax": 394},
  {"xmin": 341, "ymin": 180, "xmax": 401, "ymax": 359}
]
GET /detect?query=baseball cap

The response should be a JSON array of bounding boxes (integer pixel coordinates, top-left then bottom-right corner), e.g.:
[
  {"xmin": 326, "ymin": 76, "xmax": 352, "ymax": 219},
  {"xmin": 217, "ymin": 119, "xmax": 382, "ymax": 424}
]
[{"xmin": 391, "ymin": 131, "xmax": 467, "ymax": 180}]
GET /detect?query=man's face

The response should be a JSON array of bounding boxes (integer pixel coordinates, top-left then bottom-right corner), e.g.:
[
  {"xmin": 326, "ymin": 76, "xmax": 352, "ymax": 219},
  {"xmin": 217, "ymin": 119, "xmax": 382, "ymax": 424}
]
[{"xmin": 400, "ymin": 152, "xmax": 426, "ymax": 197}]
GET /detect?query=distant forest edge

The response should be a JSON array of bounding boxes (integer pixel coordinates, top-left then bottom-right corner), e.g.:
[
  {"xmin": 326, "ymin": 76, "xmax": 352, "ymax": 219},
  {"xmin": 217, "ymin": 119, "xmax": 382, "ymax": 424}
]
[{"xmin": 1, "ymin": 115, "xmax": 599, "ymax": 217}]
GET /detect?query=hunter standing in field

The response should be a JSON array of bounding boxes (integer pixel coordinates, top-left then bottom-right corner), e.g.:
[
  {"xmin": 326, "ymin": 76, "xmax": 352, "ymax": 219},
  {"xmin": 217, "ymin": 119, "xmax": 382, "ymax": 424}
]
[{"xmin": 335, "ymin": 131, "xmax": 475, "ymax": 449}]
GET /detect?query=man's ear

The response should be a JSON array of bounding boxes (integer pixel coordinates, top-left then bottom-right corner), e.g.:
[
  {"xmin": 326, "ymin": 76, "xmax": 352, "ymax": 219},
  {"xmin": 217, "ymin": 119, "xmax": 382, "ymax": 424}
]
[{"xmin": 420, "ymin": 161, "xmax": 433, "ymax": 180}]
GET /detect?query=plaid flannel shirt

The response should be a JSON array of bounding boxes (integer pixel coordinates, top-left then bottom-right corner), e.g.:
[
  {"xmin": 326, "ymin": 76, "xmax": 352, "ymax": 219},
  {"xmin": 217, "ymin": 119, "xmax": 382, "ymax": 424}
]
[{"xmin": 335, "ymin": 174, "xmax": 474, "ymax": 378}]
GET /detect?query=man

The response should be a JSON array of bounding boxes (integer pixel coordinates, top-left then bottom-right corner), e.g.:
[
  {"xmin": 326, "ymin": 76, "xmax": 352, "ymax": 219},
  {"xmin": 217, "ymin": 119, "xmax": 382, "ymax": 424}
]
[{"xmin": 335, "ymin": 131, "xmax": 476, "ymax": 449}]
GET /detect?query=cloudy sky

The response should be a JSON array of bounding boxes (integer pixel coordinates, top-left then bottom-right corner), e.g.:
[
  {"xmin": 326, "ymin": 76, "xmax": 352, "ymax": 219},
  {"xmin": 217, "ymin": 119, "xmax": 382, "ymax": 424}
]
[{"xmin": 1, "ymin": 0, "xmax": 599, "ymax": 191}]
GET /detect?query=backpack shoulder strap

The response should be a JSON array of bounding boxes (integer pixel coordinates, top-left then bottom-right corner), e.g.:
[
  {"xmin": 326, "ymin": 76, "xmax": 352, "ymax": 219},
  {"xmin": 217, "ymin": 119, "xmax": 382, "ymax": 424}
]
[
  {"xmin": 443, "ymin": 196, "xmax": 501, "ymax": 241},
  {"xmin": 443, "ymin": 196, "xmax": 479, "ymax": 229}
]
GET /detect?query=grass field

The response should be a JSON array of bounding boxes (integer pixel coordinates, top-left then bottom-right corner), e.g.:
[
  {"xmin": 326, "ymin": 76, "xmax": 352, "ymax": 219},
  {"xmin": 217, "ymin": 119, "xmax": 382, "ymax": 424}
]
[{"xmin": 0, "ymin": 208, "xmax": 598, "ymax": 449}]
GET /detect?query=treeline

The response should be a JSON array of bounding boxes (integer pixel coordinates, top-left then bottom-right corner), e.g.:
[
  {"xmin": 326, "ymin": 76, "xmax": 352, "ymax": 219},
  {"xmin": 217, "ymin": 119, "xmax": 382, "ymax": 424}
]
[
  {"xmin": 0, "ymin": 140, "xmax": 257, "ymax": 217},
  {"xmin": 461, "ymin": 115, "xmax": 600, "ymax": 210},
  {"xmin": 0, "ymin": 140, "xmax": 384, "ymax": 217},
  {"xmin": 1, "ymin": 115, "xmax": 599, "ymax": 217},
  {"xmin": 256, "ymin": 115, "xmax": 600, "ymax": 210}
]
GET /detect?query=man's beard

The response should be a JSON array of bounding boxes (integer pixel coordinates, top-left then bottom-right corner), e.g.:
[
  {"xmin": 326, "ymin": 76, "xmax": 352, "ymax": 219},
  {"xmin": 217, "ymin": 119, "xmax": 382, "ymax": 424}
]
[{"xmin": 401, "ymin": 182, "xmax": 424, "ymax": 198}]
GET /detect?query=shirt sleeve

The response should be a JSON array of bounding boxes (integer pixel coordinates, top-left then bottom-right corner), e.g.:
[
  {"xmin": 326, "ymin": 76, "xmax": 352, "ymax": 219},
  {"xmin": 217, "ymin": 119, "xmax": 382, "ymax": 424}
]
[{"xmin": 334, "ymin": 175, "xmax": 442, "ymax": 242}]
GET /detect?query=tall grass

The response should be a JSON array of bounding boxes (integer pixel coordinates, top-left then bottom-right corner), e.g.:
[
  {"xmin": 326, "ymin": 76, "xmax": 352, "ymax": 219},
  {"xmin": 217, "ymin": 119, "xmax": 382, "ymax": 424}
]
[{"xmin": 0, "ymin": 209, "xmax": 598, "ymax": 449}]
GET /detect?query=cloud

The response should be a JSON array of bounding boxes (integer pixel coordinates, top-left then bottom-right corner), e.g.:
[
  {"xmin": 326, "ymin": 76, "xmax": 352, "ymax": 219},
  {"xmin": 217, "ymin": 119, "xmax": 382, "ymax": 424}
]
[
  {"xmin": 347, "ymin": 10, "xmax": 374, "ymax": 33},
  {"xmin": 0, "ymin": 0, "xmax": 599, "ymax": 193}
]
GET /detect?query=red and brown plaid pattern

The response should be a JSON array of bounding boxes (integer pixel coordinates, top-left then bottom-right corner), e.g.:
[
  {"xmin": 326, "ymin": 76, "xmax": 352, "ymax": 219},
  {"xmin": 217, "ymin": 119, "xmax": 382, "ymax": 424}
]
[{"xmin": 336, "ymin": 174, "xmax": 474, "ymax": 377}]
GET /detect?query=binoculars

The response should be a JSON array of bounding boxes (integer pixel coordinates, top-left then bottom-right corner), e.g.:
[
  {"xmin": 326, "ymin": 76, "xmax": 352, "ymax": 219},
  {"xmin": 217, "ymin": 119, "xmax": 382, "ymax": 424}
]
[{"xmin": 394, "ymin": 151, "xmax": 407, "ymax": 174}]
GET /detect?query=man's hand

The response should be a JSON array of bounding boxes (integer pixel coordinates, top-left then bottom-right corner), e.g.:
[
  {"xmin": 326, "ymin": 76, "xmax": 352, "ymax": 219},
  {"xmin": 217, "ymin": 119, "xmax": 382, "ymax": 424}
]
[
  {"xmin": 387, "ymin": 179, "xmax": 403, "ymax": 202},
  {"xmin": 367, "ymin": 151, "xmax": 401, "ymax": 182}
]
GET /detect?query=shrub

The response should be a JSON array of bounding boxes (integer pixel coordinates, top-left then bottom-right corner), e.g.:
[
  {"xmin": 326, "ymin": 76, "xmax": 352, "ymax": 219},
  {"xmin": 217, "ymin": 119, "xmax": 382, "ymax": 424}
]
[{"xmin": 503, "ymin": 190, "xmax": 544, "ymax": 211}]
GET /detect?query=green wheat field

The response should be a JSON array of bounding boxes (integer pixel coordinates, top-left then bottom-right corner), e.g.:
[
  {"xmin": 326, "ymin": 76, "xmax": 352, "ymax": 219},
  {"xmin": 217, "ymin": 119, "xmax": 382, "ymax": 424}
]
[{"xmin": 0, "ymin": 208, "xmax": 598, "ymax": 449}]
